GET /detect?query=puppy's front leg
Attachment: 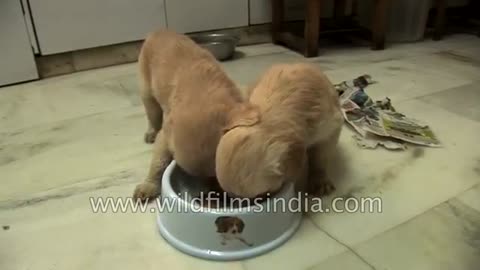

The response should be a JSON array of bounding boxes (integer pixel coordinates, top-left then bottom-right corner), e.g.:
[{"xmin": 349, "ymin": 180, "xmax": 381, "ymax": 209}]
[
  {"xmin": 133, "ymin": 129, "xmax": 172, "ymax": 202},
  {"xmin": 142, "ymin": 95, "xmax": 163, "ymax": 144},
  {"xmin": 293, "ymin": 152, "xmax": 311, "ymax": 213},
  {"xmin": 220, "ymin": 234, "xmax": 227, "ymax": 246},
  {"xmin": 307, "ymin": 146, "xmax": 335, "ymax": 197},
  {"xmin": 291, "ymin": 148, "xmax": 308, "ymax": 195},
  {"xmin": 307, "ymin": 126, "xmax": 342, "ymax": 197},
  {"xmin": 237, "ymin": 236, "xmax": 254, "ymax": 247}
]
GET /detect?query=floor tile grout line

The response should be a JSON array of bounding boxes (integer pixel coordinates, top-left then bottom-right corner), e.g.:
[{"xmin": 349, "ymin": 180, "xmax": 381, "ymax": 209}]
[
  {"xmin": 0, "ymin": 169, "xmax": 141, "ymax": 211},
  {"xmin": 311, "ymin": 54, "xmax": 429, "ymax": 76},
  {"xmin": 0, "ymin": 102, "xmax": 143, "ymax": 137},
  {"xmin": 452, "ymin": 182, "xmax": 480, "ymax": 215},
  {"xmin": 450, "ymin": 197, "xmax": 480, "ymax": 215},
  {"xmin": 304, "ymin": 180, "xmax": 480, "ymax": 269},
  {"xmin": 316, "ymin": 44, "xmax": 479, "ymax": 76},
  {"xmin": 397, "ymin": 80, "xmax": 478, "ymax": 104},
  {"xmin": 306, "ymin": 215, "xmax": 377, "ymax": 270},
  {"xmin": 23, "ymin": 65, "xmax": 138, "ymax": 87},
  {"xmin": 381, "ymin": 184, "xmax": 479, "ymax": 235}
]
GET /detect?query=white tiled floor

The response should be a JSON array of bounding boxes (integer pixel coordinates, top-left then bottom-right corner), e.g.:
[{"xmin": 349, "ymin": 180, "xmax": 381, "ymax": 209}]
[
  {"xmin": 1, "ymin": 34, "xmax": 480, "ymax": 270},
  {"xmin": 354, "ymin": 200, "xmax": 480, "ymax": 270}
]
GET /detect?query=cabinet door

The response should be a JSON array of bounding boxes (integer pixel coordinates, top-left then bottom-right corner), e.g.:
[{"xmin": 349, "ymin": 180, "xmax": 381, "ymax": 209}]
[
  {"xmin": 166, "ymin": 0, "xmax": 249, "ymax": 33},
  {"xmin": 29, "ymin": 0, "xmax": 167, "ymax": 55},
  {"xmin": 0, "ymin": 0, "xmax": 39, "ymax": 86}
]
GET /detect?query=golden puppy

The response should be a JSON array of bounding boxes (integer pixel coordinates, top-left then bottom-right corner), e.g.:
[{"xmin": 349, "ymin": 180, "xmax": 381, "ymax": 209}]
[
  {"xmin": 215, "ymin": 63, "xmax": 343, "ymax": 199},
  {"xmin": 133, "ymin": 30, "xmax": 259, "ymax": 201}
]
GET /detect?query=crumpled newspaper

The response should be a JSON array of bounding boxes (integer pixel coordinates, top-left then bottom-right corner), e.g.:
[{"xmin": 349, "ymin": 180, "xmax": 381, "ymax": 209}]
[
  {"xmin": 353, "ymin": 134, "xmax": 406, "ymax": 150},
  {"xmin": 335, "ymin": 75, "xmax": 441, "ymax": 150}
]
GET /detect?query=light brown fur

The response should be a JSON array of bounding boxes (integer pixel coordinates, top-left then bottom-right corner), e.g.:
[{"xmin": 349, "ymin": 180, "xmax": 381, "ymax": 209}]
[
  {"xmin": 133, "ymin": 30, "xmax": 259, "ymax": 201},
  {"xmin": 215, "ymin": 63, "xmax": 343, "ymax": 199}
]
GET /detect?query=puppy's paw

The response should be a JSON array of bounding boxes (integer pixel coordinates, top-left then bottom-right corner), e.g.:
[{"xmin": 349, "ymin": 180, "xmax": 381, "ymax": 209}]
[
  {"xmin": 308, "ymin": 177, "xmax": 335, "ymax": 197},
  {"xmin": 144, "ymin": 128, "xmax": 158, "ymax": 144},
  {"xmin": 315, "ymin": 180, "xmax": 335, "ymax": 197},
  {"xmin": 133, "ymin": 181, "xmax": 160, "ymax": 203}
]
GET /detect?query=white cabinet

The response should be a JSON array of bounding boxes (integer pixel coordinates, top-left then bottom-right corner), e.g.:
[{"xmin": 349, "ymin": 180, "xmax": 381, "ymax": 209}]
[
  {"xmin": 29, "ymin": 0, "xmax": 168, "ymax": 55},
  {"xmin": 21, "ymin": 0, "xmax": 40, "ymax": 54},
  {"xmin": 249, "ymin": 0, "xmax": 272, "ymax": 25},
  {"xmin": 165, "ymin": 0, "xmax": 249, "ymax": 33},
  {"xmin": 0, "ymin": 0, "xmax": 39, "ymax": 86}
]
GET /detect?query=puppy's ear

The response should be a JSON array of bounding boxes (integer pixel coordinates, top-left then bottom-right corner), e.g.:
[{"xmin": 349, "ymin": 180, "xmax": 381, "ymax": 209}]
[
  {"xmin": 215, "ymin": 217, "xmax": 224, "ymax": 225},
  {"xmin": 215, "ymin": 217, "xmax": 228, "ymax": 233},
  {"xmin": 265, "ymin": 141, "xmax": 293, "ymax": 176},
  {"xmin": 224, "ymin": 104, "xmax": 260, "ymax": 133},
  {"xmin": 236, "ymin": 218, "xmax": 245, "ymax": 233}
]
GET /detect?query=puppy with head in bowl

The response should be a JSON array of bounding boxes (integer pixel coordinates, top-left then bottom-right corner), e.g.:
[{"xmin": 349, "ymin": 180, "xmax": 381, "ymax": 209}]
[
  {"xmin": 133, "ymin": 29, "xmax": 259, "ymax": 202},
  {"xmin": 215, "ymin": 63, "xmax": 343, "ymax": 204}
]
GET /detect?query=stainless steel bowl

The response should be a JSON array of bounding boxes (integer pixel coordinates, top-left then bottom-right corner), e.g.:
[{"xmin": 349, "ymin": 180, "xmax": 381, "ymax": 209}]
[{"xmin": 190, "ymin": 33, "xmax": 239, "ymax": 61}]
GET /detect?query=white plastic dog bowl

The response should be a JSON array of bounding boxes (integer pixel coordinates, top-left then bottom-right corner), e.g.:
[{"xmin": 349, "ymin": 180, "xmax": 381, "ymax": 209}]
[{"xmin": 156, "ymin": 161, "xmax": 302, "ymax": 261}]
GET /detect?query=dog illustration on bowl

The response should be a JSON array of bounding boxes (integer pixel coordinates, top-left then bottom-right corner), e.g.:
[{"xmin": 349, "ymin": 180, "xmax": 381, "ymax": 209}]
[{"xmin": 215, "ymin": 216, "xmax": 253, "ymax": 247}]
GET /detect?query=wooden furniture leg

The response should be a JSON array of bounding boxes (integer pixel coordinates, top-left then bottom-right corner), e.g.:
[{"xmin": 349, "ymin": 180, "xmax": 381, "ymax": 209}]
[
  {"xmin": 371, "ymin": 0, "xmax": 388, "ymax": 50},
  {"xmin": 433, "ymin": 0, "xmax": 446, "ymax": 40},
  {"xmin": 334, "ymin": 0, "xmax": 347, "ymax": 19},
  {"xmin": 272, "ymin": 0, "xmax": 389, "ymax": 57},
  {"xmin": 304, "ymin": 0, "xmax": 321, "ymax": 57},
  {"xmin": 271, "ymin": 0, "xmax": 284, "ymax": 44}
]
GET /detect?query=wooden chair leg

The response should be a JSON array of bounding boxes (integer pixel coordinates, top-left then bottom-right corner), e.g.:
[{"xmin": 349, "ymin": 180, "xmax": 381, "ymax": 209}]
[
  {"xmin": 271, "ymin": 0, "xmax": 284, "ymax": 44},
  {"xmin": 304, "ymin": 0, "xmax": 321, "ymax": 57},
  {"xmin": 371, "ymin": 0, "xmax": 388, "ymax": 50},
  {"xmin": 334, "ymin": 0, "xmax": 347, "ymax": 19},
  {"xmin": 433, "ymin": 0, "xmax": 446, "ymax": 41}
]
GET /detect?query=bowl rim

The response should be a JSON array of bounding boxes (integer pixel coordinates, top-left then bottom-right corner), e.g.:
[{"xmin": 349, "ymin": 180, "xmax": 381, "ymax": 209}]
[
  {"xmin": 161, "ymin": 160, "xmax": 292, "ymax": 214},
  {"xmin": 198, "ymin": 41, "xmax": 235, "ymax": 46},
  {"xmin": 189, "ymin": 33, "xmax": 240, "ymax": 44},
  {"xmin": 190, "ymin": 32, "xmax": 239, "ymax": 39}
]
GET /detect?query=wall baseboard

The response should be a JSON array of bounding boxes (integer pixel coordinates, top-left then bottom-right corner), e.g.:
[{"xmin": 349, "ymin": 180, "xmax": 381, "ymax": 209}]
[{"xmin": 35, "ymin": 24, "xmax": 273, "ymax": 79}]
